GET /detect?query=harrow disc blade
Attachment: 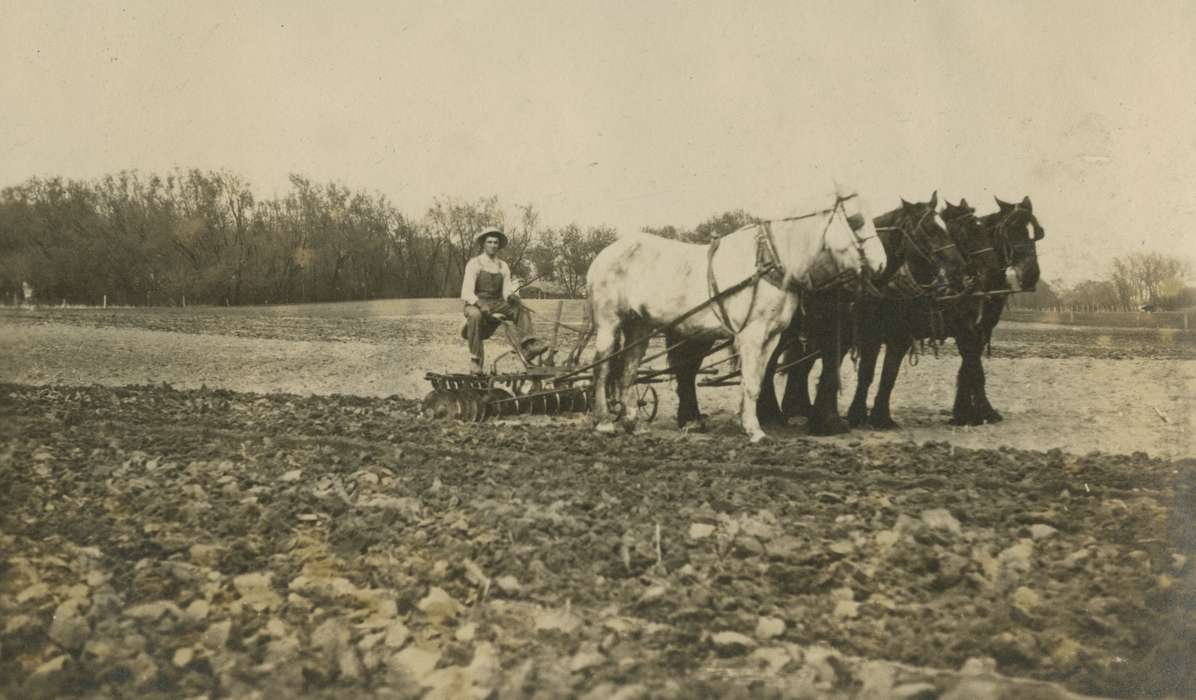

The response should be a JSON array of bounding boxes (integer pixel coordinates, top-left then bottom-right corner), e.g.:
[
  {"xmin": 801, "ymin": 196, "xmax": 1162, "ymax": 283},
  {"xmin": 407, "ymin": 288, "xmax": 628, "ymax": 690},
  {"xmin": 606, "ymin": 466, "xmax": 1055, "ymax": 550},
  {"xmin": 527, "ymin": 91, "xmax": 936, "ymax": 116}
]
[
  {"xmin": 456, "ymin": 387, "xmax": 485, "ymax": 421},
  {"xmin": 421, "ymin": 389, "xmax": 459, "ymax": 420},
  {"xmin": 556, "ymin": 388, "xmax": 576, "ymax": 413},
  {"xmin": 543, "ymin": 390, "xmax": 561, "ymax": 415},
  {"xmin": 557, "ymin": 387, "xmax": 587, "ymax": 413},
  {"xmin": 482, "ymin": 388, "xmax": 515, "ymax": 419}
]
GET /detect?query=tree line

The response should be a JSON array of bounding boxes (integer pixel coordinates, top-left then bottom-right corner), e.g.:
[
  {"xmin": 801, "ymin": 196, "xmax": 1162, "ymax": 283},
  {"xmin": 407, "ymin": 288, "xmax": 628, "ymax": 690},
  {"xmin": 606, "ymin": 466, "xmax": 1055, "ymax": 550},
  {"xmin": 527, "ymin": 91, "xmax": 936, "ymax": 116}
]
[
  {"xmin": 0, "ymin": 169, "xmax": 770, "ymax": 307},
  {"xmin": 3, "ymin": 169, "xmax": 1188, "ymax": 310},
  {"xmin": 1010, "ymin": 252, "xmax": 1194, "ymax": 312},
  {"xmin": 0, "ymin": 170, "xmax": 625, "ymax": 306}
]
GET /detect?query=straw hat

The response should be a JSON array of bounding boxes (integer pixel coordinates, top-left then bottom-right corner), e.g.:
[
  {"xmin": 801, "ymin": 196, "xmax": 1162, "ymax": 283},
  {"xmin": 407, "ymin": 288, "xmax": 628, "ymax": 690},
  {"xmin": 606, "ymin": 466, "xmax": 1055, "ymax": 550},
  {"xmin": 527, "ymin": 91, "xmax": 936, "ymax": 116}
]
[{"xmin": 475, "ymin": 227, "xmax": 508, "ymax": 249}]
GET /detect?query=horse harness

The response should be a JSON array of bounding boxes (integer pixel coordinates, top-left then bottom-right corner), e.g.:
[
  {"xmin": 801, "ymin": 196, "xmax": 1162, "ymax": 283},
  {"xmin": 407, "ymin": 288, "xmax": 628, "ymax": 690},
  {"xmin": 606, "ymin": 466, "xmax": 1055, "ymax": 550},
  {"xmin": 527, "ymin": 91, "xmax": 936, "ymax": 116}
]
[
  {"xmin": 942, "ymin": 208, "xmax": 999, "ymax": 272},
  {"xmin": 874, "ymin": 208, "xmax": 954, "ymax": 302},
  {"xmin": 704, "ymin": 195, "xmax": 872, "ymax": 334},
  {"xmin": 872, "ymin": 207, "xmax": 958, "ymax": 351},
  {"xmin": 705, "ymin": 224, "xmax": 784, "ymax": 334}
]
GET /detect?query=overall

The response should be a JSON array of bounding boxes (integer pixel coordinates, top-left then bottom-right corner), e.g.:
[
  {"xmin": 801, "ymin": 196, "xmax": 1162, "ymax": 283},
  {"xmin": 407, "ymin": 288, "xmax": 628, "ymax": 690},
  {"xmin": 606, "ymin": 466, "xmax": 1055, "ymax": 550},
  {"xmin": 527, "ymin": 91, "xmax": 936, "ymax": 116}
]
[{"xmin": 463, "ymin": 270, "xmax": 535, "ymax": 364}]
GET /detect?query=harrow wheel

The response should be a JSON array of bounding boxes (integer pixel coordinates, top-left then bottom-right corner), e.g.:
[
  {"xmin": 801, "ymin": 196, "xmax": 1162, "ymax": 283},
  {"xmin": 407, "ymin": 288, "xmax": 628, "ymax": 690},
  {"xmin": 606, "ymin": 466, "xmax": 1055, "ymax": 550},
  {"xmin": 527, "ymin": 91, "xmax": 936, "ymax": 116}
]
[{"xmin": 630, "ymin": 384, "xmax": 659, "ymax": 423}]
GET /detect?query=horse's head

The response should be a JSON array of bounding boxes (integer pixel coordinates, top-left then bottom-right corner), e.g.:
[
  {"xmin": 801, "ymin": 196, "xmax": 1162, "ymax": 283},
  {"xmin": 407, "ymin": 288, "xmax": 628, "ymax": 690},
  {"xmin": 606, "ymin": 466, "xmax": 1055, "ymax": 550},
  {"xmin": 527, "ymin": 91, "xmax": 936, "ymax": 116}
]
[
  {"xmin": 942, "ymin": 198, "xmax": 1001, "ymax": 290},
  {"xmin": 775, "ymin": 192, "xmax": 886, "ymax": 294},
  {"xmin": 837, "ymin": 193, "xmax": 888, "ymax": 282},
  {"xmin": 875, "ymin": 193, "xmax": 966, "ymax": 293},
  {"xmin": 985, "ymin": 196, "xmax": 1044, "ymax": 292}
]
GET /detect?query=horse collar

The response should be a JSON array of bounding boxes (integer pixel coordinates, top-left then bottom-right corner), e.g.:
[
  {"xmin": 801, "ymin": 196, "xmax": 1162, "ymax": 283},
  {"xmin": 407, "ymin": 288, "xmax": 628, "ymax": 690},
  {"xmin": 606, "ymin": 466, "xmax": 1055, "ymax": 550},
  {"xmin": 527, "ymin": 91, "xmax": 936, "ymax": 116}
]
[
  {"xmin": 755, "ymin": 223, "xmax": 787, "ymax": 289},
  {"xmin": 704, "ymin": 226, "xmax": 786, "ymax": 335}
]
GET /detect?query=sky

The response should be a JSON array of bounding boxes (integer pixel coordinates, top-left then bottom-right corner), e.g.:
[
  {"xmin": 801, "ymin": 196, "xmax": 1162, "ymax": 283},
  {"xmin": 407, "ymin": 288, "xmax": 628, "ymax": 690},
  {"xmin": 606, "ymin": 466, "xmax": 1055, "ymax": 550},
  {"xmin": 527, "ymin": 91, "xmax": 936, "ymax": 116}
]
[{"xmin": 3, "ymin": 0, "xmax": 1194, "ymax": 284}]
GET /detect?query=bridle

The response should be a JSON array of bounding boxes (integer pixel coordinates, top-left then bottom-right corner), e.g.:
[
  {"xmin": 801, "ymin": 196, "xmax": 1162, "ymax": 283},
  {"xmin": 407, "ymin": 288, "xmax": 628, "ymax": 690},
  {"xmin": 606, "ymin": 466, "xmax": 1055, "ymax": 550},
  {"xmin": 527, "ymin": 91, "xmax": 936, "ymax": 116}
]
[
  {"xmin": 991, "ymin": 205, "xmax": 1042, "ymax": 266},
  {"xmin": 820, "ymin": 193, "xmax": 883, "ymax": 294},
  {"xmin": 877, "ymin": 207, "xmax": 957, "ymax": 270},
  {"xmin": 705, "ymin": 193, "xmax": 877, "ymax": 334},
  {"xmin": 758, "ymin": 192, "xmax": 881, "ymax": 293},
  {"xmin": 943, "ymin": 208, "xmax": 1002, "ymax": 276},
  {"xmin": 874, "ymin": 205, "xmax": 961, "ymax": 297}
]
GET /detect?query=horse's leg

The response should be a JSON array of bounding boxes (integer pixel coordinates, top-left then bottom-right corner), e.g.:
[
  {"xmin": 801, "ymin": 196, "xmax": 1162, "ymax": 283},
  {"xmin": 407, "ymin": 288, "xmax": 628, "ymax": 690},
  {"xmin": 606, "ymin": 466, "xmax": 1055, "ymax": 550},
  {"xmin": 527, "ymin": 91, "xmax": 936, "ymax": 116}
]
[
  {"xmin": 809, "ymin": 343, "xmax": 849, "ymax": 436},
  {"xmin": 591, "ymin": 316, "xmax": 622, "ymax": 433},
  {"xmin": 757, "ymin": 337, "xmax": 787, "ymax": 427},
  {"xmin": 973, "ymin": 363, "xmax": 1001, "ymax": 423},
  {"xmin": 969, "ymin": 332, "xmax": 1002, "ymax": 424},
  {"xmin": 870, "ymin": 336, "xmax": 910, "ymax": 430},
  {"xmin": 950, "ymin": 333, "xmax": 988, "ymax": 426},
  {"xmin": 616, "ymin": 319, "xmax": 653, "ymax": 432},
  {"xmin": 785, "ymin": 290, "xmax": 844, "ymax": 422},
  {"xmin": 736, "ymin": 324, "xmax": 784, "ymax": 443},
  {"xmin": 762, "ymin": 314, "xmax": 803, "ymax": 425},
  {"xmin": 669, "ymin": 336, "xmax": 712, "ymax": 432},
  {"xmin": 776, "ymin": 335, "xmax": 817, "ymax": 421},
  {"xmin": 975, "ymin": 305, "xmax": 1005, "ymax": 423},
  {"xmin": 847, "ymin": 339, "xmax": 880, "ymax": 427}
]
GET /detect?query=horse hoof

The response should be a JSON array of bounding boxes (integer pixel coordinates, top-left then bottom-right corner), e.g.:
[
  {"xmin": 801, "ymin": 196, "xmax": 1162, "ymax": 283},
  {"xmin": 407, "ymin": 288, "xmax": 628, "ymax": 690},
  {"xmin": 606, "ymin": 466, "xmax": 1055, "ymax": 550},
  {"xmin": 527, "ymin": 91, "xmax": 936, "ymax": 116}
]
[
  {"xmin": 749, "ymin": 430, "xmax": 769, "ymax": 444},
  {"xmin": 982, "ymin": 410, "xmax": 1004, "ymax": 424},
  {"xmin": 810, "ymin": 417, "xmax": 850, "ymax": 436},
  {"xmin": 622, "ymin": 419, "xmax": 641, "ymax": 435},
  {"xmin": 869, "ymin": 416, "xmax": 898, "ymax": 430},
  {"xmin": 595, "ymin": 422, "xmax": 618, "ymax": 435}
]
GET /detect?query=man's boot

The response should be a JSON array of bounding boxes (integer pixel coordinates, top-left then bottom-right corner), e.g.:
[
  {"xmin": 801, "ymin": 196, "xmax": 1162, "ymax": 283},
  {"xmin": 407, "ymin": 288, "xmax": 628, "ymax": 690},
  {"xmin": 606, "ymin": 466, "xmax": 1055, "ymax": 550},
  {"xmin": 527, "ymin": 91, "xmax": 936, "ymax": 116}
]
[{"xmin": 521, "ymin": 337, "xmax": 549, "ymax": 360}]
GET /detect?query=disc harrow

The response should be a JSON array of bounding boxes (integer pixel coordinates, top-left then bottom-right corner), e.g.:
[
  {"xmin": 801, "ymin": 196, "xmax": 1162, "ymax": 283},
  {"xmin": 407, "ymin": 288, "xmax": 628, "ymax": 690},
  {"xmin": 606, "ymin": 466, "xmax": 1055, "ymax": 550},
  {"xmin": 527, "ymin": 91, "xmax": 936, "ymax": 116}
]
[
  {"xmin": 421, "ymin": 373, "xmax": 598, "ymax": 421},
  {"xmin": 422, "ymin": 299, "xmax": 667, "ymax": 424}
]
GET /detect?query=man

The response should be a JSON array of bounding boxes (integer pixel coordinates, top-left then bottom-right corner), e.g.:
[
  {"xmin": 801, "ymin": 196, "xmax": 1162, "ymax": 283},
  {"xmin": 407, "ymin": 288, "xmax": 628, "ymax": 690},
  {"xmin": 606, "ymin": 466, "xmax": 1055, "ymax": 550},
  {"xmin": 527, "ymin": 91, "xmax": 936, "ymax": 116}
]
[{"xmin": 461, "ymin": 227, "xmax": 547, "ymax": 373}]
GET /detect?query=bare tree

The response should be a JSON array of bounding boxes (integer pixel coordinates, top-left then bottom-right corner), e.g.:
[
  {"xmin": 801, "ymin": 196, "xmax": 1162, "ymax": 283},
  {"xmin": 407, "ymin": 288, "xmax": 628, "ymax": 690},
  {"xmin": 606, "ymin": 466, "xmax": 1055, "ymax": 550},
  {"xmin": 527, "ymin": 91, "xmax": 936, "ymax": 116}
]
[
  {"xmin": 550, "ymin": 224, "xmax": 618, "ymax": 297},
  {"xmin": 1111, "ymin": 252, "xmax": 1191, "ymax": 308}
]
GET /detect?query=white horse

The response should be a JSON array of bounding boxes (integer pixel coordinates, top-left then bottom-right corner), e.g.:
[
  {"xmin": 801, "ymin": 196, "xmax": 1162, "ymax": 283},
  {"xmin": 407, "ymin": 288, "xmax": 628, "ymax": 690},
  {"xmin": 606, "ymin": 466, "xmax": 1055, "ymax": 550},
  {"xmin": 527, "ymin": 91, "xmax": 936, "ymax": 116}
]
[{"xmin": 586, "ymin": 193, "xmax": 888, "ymax": 442}]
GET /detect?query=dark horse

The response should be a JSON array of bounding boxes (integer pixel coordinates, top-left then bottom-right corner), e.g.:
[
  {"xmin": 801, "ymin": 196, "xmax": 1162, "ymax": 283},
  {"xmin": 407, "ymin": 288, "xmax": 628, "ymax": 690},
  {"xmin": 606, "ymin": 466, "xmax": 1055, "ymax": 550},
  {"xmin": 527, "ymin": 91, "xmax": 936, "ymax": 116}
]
[
  {"xmin": 948, "ymin": 196, "xmax": 1043, "ymax": 424},
  {"xmin": 765, "ymin": 195, "xmax": 1044, "ymax": 428},
  {"xmin": 757, "ymin": 194, "xmax": 968, "ymax": 433}
]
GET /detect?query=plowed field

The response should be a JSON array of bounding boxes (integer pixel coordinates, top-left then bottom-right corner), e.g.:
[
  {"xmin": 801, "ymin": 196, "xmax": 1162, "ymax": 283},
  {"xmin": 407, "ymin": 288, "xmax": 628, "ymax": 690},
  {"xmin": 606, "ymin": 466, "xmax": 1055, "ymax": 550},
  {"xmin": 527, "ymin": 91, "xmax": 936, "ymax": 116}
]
[{"xmin": 1, "ymin": 302, "xmax": 1193, "ymax": 698}]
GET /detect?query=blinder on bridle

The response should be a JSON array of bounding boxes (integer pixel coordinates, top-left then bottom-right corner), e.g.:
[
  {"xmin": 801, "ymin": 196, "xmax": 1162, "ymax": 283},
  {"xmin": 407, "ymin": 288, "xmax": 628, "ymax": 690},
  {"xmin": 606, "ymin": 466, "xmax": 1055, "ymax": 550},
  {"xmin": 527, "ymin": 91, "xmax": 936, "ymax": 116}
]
[
  {"xmin": 874, "ymin": 204, "xmax": 961, "ymax": 297},
  {"xmin": 759, "ymin": 193, "xmax": 881, "ymax": 295},
  {"xmin": 811, "ymin": 193, "xmax": 882, "ymax": 294},
  {"xmin": 995, "ymin": 205, "xmax": 1043, "ymax": 265}
]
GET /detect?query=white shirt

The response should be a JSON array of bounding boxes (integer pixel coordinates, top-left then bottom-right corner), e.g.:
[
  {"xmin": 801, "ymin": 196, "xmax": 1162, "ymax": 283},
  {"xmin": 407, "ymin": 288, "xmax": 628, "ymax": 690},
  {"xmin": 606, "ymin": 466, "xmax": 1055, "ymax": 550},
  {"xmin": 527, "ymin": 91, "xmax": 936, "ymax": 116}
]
[{"xmin": 460, "ymin": 254, "xmax": 515, "ymax": 305}]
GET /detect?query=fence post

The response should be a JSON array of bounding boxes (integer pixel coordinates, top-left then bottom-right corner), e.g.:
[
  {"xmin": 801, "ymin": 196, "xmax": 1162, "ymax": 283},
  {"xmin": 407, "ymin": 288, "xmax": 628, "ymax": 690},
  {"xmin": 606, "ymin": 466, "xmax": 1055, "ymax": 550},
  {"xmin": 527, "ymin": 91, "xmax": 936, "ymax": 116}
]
[
  {"xmin": 1185, "ymin": 313, "xmax": 1189, "ymax": 331},
  {"xmin": 103, "ymin": 294, "xmax": 107, "ymax": 308}
]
